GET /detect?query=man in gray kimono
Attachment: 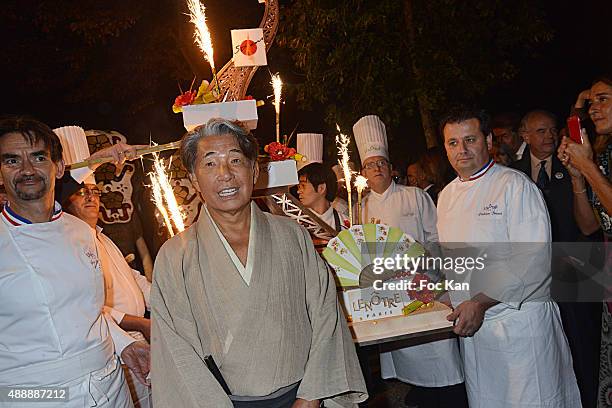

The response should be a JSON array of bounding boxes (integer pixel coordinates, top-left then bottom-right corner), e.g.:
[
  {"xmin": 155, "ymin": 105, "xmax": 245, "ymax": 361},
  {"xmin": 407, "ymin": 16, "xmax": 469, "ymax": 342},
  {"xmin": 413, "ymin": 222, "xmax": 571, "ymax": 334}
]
[{"xmin": 151, "ymin": 118, "xmax": 367, "ymax": 408}]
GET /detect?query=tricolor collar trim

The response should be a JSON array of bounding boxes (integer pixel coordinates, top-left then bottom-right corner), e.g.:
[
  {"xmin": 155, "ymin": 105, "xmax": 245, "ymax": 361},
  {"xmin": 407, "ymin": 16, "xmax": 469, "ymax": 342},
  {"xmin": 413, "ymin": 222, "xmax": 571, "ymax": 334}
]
[
  {"xmin": 2, "ymin": 201, "xmax": 63, "ymax": 226},
  {"xmin": 460, "ymin": 159, "xmax": 495, "ymax": 182}
]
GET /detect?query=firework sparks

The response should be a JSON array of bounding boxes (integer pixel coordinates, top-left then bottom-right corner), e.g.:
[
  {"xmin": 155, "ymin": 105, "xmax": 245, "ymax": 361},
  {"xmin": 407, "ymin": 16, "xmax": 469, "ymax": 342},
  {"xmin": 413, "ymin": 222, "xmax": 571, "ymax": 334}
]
[
  {"xmin": 150, "ymin": 171, "xmax": 175, "ymax": 237},
  {"xmin": 336, "ymin": 124, "xmax": 353, "ymax": 227},
  {"xmin": 271, "ymin": 73, "xmax": 282, "ymax": 143},
  {"xmin": 354, "ymin": 175, "xmax": 368, "ymax": 225},
  {"xmin": 186, "ymin": 0, "xmax": 220, "ymax": 94},
  {"xmin": 149, "ymin": 152, "xmax": 185, "ymax": 236}
]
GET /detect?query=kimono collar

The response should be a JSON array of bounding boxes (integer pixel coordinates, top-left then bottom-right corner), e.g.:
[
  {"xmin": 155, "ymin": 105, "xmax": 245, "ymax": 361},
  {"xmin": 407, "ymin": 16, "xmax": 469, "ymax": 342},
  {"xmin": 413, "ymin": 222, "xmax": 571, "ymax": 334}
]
[
  {"xmin": 2, "ymin": 201, "xmax": 63, "ymax": 226},
  {"xmin": 459, "ymin": 159, "xmax": 495, "ymax": 182},
  {"xmin": 369, "ymin": 180, "xmax": 396, "ymax": 200}
]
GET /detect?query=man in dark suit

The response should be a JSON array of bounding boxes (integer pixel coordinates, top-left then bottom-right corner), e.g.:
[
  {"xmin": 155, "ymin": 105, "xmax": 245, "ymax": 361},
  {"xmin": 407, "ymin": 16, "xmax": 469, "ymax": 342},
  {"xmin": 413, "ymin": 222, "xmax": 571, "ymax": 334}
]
[{"xmin": 511, "ymin": 109, "xmax": 601, "ymax": 408}]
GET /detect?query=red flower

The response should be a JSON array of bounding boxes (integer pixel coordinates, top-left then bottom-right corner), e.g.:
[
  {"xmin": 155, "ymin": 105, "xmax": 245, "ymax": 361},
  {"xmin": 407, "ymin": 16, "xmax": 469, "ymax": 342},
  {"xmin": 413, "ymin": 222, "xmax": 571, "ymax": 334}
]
[
  {"xmin": 264, "ymin": 142, "xmax": 295, "ymax": 161},
  {"xmin": 174, "ymin": 90, "xmax": 197, "ymax": 107},
  {"xmin": 407, "ymin": 273, "xmax": 435, "ymax": 303}
]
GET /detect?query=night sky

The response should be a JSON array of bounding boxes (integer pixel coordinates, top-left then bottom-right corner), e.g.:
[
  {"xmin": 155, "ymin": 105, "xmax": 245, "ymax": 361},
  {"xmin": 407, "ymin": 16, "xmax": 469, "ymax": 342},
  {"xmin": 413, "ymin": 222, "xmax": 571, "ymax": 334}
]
[{"xmin": 1, "ymin": 0, "xmax": 611, "ymax": 170}]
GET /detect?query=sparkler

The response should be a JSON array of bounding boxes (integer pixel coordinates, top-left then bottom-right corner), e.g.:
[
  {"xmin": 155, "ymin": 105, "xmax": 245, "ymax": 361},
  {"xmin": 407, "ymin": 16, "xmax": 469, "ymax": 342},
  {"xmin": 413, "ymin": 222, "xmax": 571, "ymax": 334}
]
[
  {"xmin": 271, "ymin": 73, "xmax": 282, "ymax": 143},
  {"xmin": 336, "ymin": 124, "xmax": 353, "ymax": 227},
  {"xmin": 186, "ymin": 0, "xmax": 221, "ymax": 95},
  {"xmin": 149, "ymin": 152, "xmax": 186, "ymax": 237},
  {"xmin": 150, "ymin": 170, "xmax": 175, "ymax": 237},
  {"xmin": 354, "ymin": 175, "xmax": 368, "ymax": 225}
]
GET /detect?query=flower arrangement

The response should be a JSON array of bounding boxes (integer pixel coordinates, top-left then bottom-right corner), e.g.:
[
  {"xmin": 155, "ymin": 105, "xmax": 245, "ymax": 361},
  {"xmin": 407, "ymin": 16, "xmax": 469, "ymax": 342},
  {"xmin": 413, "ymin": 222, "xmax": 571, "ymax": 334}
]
[
  {"xmin": 172, "ymin": 79, "xmax": 221, "ymax": 113},
  {"xmin": 263, "ymin": 141, "xmax": 306, "ymax": 162}
]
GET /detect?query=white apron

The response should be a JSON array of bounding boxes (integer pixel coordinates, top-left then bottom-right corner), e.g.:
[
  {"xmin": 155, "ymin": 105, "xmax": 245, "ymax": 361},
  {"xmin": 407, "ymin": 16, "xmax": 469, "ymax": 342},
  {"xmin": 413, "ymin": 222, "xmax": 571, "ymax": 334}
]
[
  {"xmin": 364, "ymin": 182, "xmax": 464, "ymax": 387},
  {"xmin": 437, "ymin": 163, "xmax": 581, "ymax": 407},
  {"xmin": 0, "ymin": 211, "xmax": 133, "ymax": 408},
  {"xmin": 96, "ymin": 230, "xmax": 151, "ymax": 408}
]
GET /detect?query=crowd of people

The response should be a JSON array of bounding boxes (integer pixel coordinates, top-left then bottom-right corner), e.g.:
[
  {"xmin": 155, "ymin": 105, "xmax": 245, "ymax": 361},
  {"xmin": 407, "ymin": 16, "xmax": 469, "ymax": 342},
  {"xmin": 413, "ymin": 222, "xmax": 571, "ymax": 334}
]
[{"xmin": 0, "ymin": 74, "xmax": 610, "ymax": 408}]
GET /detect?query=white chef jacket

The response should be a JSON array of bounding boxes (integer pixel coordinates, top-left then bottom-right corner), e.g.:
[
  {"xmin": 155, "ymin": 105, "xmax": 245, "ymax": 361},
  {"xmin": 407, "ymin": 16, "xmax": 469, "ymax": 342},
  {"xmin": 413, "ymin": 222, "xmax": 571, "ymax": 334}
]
[
  {"xmin": 0, "ymin": 203, "xmax": 133, "ymax": 407},
  {"xmin": 364, "ymin": 182, "xmax": 464, "ymax": 387},
  {"xmin": 312, "ymin": 205, "xmax": 349, "ymax": 232},
  {"xmin": 97, "ymin": 228, "xmax": 151, "ymax": 323},
  {"xmin": 362, "ymin": 181, "xmax": 438, "ymax": 243},
  {"xmin": 437, "ymin": 163, "xmax": 581, "ymax": 407}
]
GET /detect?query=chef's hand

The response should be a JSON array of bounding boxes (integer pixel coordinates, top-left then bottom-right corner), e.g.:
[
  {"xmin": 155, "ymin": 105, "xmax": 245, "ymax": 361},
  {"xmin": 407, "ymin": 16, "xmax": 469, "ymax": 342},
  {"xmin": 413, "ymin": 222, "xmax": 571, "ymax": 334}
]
[
  {"xmin": 121, "ymin": 340, "xmax": 150, "ymax": 386},
  {"xmin": 291, "ymin": 398, "xmax": 320, "ymax": 408},
  {"xmin": 447, "ymin": 300, "xmax": 486, "ymax": 337}
]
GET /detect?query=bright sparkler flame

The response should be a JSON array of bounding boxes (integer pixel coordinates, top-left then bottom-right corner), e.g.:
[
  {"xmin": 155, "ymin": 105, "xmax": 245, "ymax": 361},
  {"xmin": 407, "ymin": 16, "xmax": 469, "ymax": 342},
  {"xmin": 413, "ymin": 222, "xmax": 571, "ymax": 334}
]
[
  {"xmin": 149, "ymin": 152, "xmax": 185, "ymax": 236},
  {"xmin": 271, "ymin": 73, "xmax": 282, "ymax": 114},
  {"xmin": 150, "ymin": 171, "xmax": 175, "ymax": 237},
  {"xmin": 336, "ymin": 124, "xmax": 353, "ymax": 226},
  {"xmin": 272, "ymin": 73, "xmax": 282, "ymax": 142},
  {"xmin": 186, "ymin": 0, "xmax": 215, "ymax": 70},
  {"xmin": 354, "ymin": 175, "xmax": 368, "ymax": 193}
]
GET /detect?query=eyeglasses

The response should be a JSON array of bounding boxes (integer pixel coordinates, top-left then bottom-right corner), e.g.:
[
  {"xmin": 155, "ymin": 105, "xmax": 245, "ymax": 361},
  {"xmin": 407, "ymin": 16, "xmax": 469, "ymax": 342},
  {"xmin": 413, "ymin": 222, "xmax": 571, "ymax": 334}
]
[
  {"xmin": 74, "ymin": 188, "xmax": 102, "ymax": 197},
  {"xmin": 363, "ymin": 159, "xmax": 389, "ymax": 170}
]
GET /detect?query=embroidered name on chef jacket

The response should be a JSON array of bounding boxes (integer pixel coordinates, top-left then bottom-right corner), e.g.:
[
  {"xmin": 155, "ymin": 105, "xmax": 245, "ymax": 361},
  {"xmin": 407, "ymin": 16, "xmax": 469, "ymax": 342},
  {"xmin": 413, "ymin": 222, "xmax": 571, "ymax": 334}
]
[{"xmin": 478, "ymin": 203, "xmax": 503, "ymax": 217}]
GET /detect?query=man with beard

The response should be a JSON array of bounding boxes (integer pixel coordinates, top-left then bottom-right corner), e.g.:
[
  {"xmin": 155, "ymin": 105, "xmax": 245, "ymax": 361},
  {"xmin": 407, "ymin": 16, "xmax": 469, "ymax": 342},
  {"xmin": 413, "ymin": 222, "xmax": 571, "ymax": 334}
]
[{"xmin": 0, "ymin": 116, "xmax": 149, "ymax": 407}]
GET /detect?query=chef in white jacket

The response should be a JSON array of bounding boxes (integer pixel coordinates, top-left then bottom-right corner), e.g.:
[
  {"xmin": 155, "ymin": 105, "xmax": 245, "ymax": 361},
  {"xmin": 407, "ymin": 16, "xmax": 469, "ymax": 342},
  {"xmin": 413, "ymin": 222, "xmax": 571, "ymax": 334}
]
[
  {"xmin": 56, "ymin": 126, "xmax": 152, "ymax": 408},
  {"xmin": 354, "ymin": 115, "xmax": 465, "ymax": 406},
  {"xmin": 297, "ymin": 133, "xmax": 349, "ymax": 232},
  {"xmin": 437, "ymin": 107, "xmax": 580, "ymax": 408},
  {"xmin": 0, "ymin": 117, "xmax": 148, "ymax": 407}
]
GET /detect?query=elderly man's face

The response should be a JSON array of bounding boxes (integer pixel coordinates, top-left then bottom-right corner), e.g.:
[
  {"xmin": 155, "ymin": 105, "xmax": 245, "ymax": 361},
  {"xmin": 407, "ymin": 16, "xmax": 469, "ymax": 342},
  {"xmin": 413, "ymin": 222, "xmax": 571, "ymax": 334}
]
[
  {"xmin": 443, "ymin": 119, "xmax": 492, "ymax": 179},
  {"xmin": 362, "ymin": 156, "xmax": 392, "ymax": 193},
  {"xmin": 589, "ymin": 81, "xmax": 612, "ymax": 135},
  {"xmin": 0, "ymin": 132, "xmax": 64, "ymax": 204},
  {"xmin": 66, "ymin": 184, "xmax": 101, "ymax": 228},
  {"xmin": 189, "ymin": 134, "xmax": 258, "ymax": 215},
  {"xmin": 522, "ymin": 114, "xmax": 558, "ymax": 160}
]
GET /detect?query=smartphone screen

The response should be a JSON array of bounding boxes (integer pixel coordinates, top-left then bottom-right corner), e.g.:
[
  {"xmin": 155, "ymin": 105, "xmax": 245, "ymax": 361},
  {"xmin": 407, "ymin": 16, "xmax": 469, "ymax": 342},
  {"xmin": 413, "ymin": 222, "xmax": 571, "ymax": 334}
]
[{"xmin": 567, "ymin": 115, "xmax": 583, "ymax": 144}]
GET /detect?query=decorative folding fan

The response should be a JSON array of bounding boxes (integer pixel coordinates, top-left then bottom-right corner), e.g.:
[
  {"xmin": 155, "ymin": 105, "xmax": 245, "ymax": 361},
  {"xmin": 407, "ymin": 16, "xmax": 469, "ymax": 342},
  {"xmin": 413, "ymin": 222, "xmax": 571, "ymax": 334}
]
[{"xmin": 322, "ymin": 224, "xmax": 426, "ymax": 289}]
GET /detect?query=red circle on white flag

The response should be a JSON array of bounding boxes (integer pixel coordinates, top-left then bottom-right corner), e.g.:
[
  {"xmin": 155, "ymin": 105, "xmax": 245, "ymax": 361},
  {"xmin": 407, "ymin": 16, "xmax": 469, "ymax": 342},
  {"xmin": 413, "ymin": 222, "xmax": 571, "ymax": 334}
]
[{"xmin": 240, "ymin": 39, "xmax": 257, "ymax": 56}]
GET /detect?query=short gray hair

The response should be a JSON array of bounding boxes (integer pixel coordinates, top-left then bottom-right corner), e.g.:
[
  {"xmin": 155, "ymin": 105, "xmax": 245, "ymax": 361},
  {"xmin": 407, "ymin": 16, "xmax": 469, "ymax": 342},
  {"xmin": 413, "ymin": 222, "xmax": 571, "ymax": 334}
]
[
  {"xmin": 180, "ymin": 118, "xmax": 259, "ymax": 173},
  {"xmin": 519, "ymin": 110, "xmax": 558, "ymax": 135}
]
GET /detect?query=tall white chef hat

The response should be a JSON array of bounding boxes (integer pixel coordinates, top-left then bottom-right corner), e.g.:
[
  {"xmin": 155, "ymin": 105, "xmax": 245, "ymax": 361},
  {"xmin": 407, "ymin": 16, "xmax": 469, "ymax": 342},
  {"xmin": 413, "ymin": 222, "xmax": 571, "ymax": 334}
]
[
  {"xmin": 53, "ymin": 125, "xmax": 96, "ymax": 185},
  {"xmin": 296, "ymin": 133, "xmax": 323, "ymax": 171},
  {"xmin": 352, "ymin": 115, "xmax": 389, "ymax": 164}
]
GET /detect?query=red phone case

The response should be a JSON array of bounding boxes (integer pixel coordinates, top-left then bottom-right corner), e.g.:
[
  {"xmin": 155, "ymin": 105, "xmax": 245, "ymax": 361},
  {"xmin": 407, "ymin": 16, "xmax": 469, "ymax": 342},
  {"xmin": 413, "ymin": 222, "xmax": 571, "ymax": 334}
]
[{"xmin": 567, "ymin": 115, "xmax": 583, "ymax": 144}]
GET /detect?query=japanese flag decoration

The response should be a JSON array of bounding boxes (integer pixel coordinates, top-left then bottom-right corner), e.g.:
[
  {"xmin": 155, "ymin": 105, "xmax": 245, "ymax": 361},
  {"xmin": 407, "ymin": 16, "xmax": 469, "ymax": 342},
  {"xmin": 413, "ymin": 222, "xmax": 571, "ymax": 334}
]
[{"xmin": 231, "ymin": 28, "xmax": 267, "ymax": 67}]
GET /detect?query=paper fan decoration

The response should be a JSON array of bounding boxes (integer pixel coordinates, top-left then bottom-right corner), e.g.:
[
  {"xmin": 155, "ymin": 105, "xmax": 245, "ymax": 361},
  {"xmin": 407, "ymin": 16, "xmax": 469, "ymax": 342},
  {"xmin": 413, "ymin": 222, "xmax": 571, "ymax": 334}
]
[{"xmin": 322, "ymin": 224, "xmax": 425, "ymax": 288}]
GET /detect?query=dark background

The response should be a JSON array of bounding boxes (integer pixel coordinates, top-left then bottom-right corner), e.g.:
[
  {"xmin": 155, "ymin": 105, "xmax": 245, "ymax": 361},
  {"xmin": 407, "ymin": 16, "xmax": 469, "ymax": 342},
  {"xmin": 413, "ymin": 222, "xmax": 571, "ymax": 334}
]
[{"xmin": 1, "ymin": 0, "xmax": 611, "ymax": 170}]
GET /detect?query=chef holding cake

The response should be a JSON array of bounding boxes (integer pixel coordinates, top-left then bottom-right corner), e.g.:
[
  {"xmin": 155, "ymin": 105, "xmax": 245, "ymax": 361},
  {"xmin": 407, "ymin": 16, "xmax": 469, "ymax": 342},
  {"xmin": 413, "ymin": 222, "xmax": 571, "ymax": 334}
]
[
  {"xmin": 437, "ymin": 107, "xmax": 580, "ymax": 407},
  {"xmin": 354, "ymin": 115, "xmax": 467, "ymax": 407}
]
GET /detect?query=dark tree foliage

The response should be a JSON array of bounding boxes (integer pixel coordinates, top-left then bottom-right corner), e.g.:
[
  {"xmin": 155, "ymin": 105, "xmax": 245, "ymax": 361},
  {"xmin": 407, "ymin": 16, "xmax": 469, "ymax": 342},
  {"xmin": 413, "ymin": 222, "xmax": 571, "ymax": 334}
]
[{"xmin": 278, "ymin": 0, "xmax": 553, "ymax": 146}]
